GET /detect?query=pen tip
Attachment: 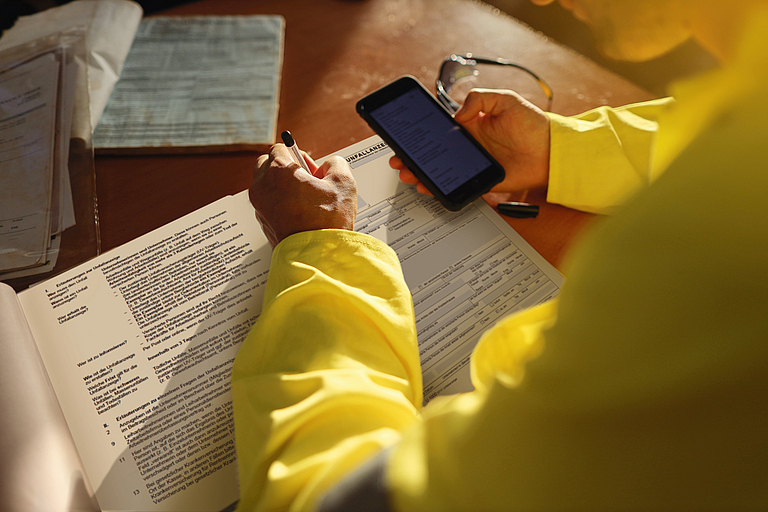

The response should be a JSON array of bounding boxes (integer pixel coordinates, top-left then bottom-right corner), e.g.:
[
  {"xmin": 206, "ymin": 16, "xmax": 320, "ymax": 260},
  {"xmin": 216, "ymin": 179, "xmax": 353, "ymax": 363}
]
[{"xmin": 280, "ymin": 130, "xmax": 294, "ymax": 146}]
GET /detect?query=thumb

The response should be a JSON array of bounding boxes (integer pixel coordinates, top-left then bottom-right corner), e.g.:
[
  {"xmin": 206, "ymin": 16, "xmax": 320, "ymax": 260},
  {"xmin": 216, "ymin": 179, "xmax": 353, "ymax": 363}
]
[
  {"xmin": 454, "ymin": 89, "xmax": 508, "ymax": 124},
  {"xmin": 454, "ymin": 89, "xmax": 494, "ymax": 123}
]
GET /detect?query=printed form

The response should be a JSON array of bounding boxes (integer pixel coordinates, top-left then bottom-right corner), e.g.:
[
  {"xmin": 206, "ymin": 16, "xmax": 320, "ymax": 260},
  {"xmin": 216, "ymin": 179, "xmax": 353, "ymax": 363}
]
[{"xmin": 342, "ymin": 137, "xmax": 563, "ymax": 402}]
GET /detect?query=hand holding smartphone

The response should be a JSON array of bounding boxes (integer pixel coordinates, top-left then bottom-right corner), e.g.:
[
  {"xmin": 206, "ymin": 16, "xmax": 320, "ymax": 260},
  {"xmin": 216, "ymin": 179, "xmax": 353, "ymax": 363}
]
[{"xmin": 356, "ymin": 76, "xmax": 505, "ymax": 211}]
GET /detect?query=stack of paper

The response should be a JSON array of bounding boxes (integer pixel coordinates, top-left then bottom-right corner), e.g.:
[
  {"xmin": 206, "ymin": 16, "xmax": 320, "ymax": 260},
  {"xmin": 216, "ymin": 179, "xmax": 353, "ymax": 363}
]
[
  {"xmin": 0, "ymin": 44, "xmax": 77, "ymax": 279},
  {"xmin": 0, "ymin": 0, "xmax": 140, "ymax": 281},
  {"xmin": 1, "ymin": 0, "xmax": 285, "ymax": 283}
]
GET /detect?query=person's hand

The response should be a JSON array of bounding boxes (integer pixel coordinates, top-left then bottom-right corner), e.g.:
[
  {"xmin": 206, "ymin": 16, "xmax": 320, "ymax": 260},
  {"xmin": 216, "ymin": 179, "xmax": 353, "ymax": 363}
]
[
  {"xmin": 393, "ymin": 89, "xmax": 551, "ymax": 195},
  {"xmin": 249, "ymin": 144, "xmax": 357, "ymax": 247}
]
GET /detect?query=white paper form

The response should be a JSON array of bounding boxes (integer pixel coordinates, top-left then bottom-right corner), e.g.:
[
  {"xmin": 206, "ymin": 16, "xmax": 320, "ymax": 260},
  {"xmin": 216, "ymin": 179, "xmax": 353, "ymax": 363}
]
[
  {"xmin": 93, "ymin": 16, "xmax": 284, "ymax": 151},
  {"xmin": 339, "ymin": 137, "xmax": 564, "ymax": 403},
  {"xmin": 0, "ymin": 50, "xmax": 60, "ymax": 272}
]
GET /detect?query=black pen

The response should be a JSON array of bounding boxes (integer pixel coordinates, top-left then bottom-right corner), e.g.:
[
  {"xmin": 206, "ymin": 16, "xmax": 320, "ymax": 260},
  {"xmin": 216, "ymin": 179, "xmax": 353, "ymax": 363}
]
[
  {"xmin": 497, "ymin": 202, "xmax": 539, "ymax": 219},
  {"xmin": 281, "ymin": 130, "xmax": 312, "ymax": 174}
]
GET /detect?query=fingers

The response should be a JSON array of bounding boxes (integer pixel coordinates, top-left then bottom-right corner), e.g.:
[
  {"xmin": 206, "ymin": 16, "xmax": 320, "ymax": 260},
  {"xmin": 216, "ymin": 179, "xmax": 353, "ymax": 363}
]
[
  {"xmin": 453, "ymin": 89, "xmax": 518, "ymax": 123},
  {"xmin": 390, "ymin": 155, "xmax": 419, "ymax": 186},
  {"xmin": 453, "ymin": 89, "xmax": 495, "ymax": 123},
  {"xmin": 249, "ymin": 145, "xmax": 358, "ymax": 247},
  {"xmin": 260, "ymin": 145, "xmax": 347, "ymax": 185},
  {"xmin": 254, "ymin": 144, "xmax": 294, "ymax": 178},
  {"xmin": 389, "ymin": 156, "xmax": 434, "ymax": 196},
  {"xmin": 389, "ymin": 155, "xmax": 406, "ymax": 172},
  {"xmin": 303, "ymin": 151, "xmax": 320, "ymax": 176},
  {"xmin": 414, "ymin": 182, "xmax": 433, "ymax": 196},
  {"xmin": 389, "ymin": 156, "xmax": 417, "ymax": 184},
  {"xmin": 256, "ymin": 144, "xmax": 318, "ymax": 180},
  {"xmin": 314, "ymin": 155, "xmax": 349, "ymax": 180},
  {"xmin": 255, "ymin": 153, "xmax": 270, "ymax": 175},
  {"xmin": 399, "ymin": 168, "xmax": 419, "ymax": 185}
]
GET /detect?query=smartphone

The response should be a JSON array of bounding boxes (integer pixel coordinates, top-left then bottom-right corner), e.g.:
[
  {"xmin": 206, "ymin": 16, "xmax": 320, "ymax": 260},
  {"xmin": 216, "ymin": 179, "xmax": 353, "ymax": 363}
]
[{"xmin": 356, "ymin": 75, "xmax": 505, "ymax": 211}]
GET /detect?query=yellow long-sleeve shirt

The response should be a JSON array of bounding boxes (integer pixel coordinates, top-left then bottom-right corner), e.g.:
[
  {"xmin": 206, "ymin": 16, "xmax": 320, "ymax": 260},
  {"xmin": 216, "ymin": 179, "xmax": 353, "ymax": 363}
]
[{"xmin": 232, "ymin": 8, "xmax": 768, "ymax": 511}]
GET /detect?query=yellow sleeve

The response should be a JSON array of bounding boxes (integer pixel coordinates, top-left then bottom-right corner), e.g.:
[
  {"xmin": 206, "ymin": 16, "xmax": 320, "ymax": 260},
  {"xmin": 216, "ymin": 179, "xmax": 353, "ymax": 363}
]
[
  {"xmin": 387, "ymin": 77, "xmax": 768, "ymax": 509},
  {"xmin": 231, "ymin": 229, "xmax": 422, "ymax": 512},
  {"xmin": 233, "ymin": 32, "xmax": 768, "ymax": 510},
  {"xmin": 546, "ymin": 97, "xmax": 675, "ymax": 214}
]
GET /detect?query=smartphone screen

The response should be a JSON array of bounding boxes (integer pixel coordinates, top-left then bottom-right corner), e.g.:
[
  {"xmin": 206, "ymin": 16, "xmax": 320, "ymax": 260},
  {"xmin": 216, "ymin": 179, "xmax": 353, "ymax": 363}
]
[
  {"xmin": 357, "ymin": 76, "xmax": 504, "ymax": 210},
  {"xmin": 367, "ymin": 88, "xmax": 493, "ymax": 196}
]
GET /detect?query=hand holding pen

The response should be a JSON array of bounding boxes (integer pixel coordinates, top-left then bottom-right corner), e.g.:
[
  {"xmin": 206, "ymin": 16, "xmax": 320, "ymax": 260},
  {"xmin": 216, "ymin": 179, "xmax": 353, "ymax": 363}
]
[{"xmin": 249, "ymin": 132, "xmax": 358, "ymax": 247}]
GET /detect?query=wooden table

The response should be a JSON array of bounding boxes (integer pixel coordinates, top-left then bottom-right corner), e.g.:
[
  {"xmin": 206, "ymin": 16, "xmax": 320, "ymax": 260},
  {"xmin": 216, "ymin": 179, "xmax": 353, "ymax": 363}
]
[{"xmin": 90, "ymin": 0, "xmax": 657, "ymax": 281}]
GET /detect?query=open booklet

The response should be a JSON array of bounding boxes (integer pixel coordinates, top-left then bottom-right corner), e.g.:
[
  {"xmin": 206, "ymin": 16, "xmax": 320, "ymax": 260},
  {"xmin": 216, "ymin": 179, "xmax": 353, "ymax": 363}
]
[{"xmin": 0, "ymin": 136, "xmax": 563, "ymax": 512}]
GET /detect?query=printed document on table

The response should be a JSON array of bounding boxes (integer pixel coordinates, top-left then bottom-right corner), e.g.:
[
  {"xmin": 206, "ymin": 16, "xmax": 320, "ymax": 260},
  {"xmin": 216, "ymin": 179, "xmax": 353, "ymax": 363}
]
[
  {"xmin": 93, "ymin": 15, "xmax": 284, "ymax": 152},
  {"xmin": 20, "ymin": 193, "xmax": 270, "ymax": 511},
  {"xmin": 0, "ymin": 49, "xmax": 59, "ymax": 272},
  {"xmin": 337, "ymin": 136, "xmax": 564, "ymax": 403},
  {"xmin": 15, "ymin": 135, "xmax": 561, "ymax": 510}
]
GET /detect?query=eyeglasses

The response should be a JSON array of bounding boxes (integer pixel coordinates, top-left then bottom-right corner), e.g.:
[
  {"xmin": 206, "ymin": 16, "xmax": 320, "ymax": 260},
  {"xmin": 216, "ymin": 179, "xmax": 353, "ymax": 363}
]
[{"xmin": 436, "ymin": 54, "xmax": 553, "ymax": 114}]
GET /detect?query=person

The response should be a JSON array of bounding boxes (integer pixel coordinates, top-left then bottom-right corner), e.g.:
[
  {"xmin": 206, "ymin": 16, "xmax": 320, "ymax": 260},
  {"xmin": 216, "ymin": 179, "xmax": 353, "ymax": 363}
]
[{"xmin": 233, "ymin": 0, "xmax": 768, "ymax": 510}]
